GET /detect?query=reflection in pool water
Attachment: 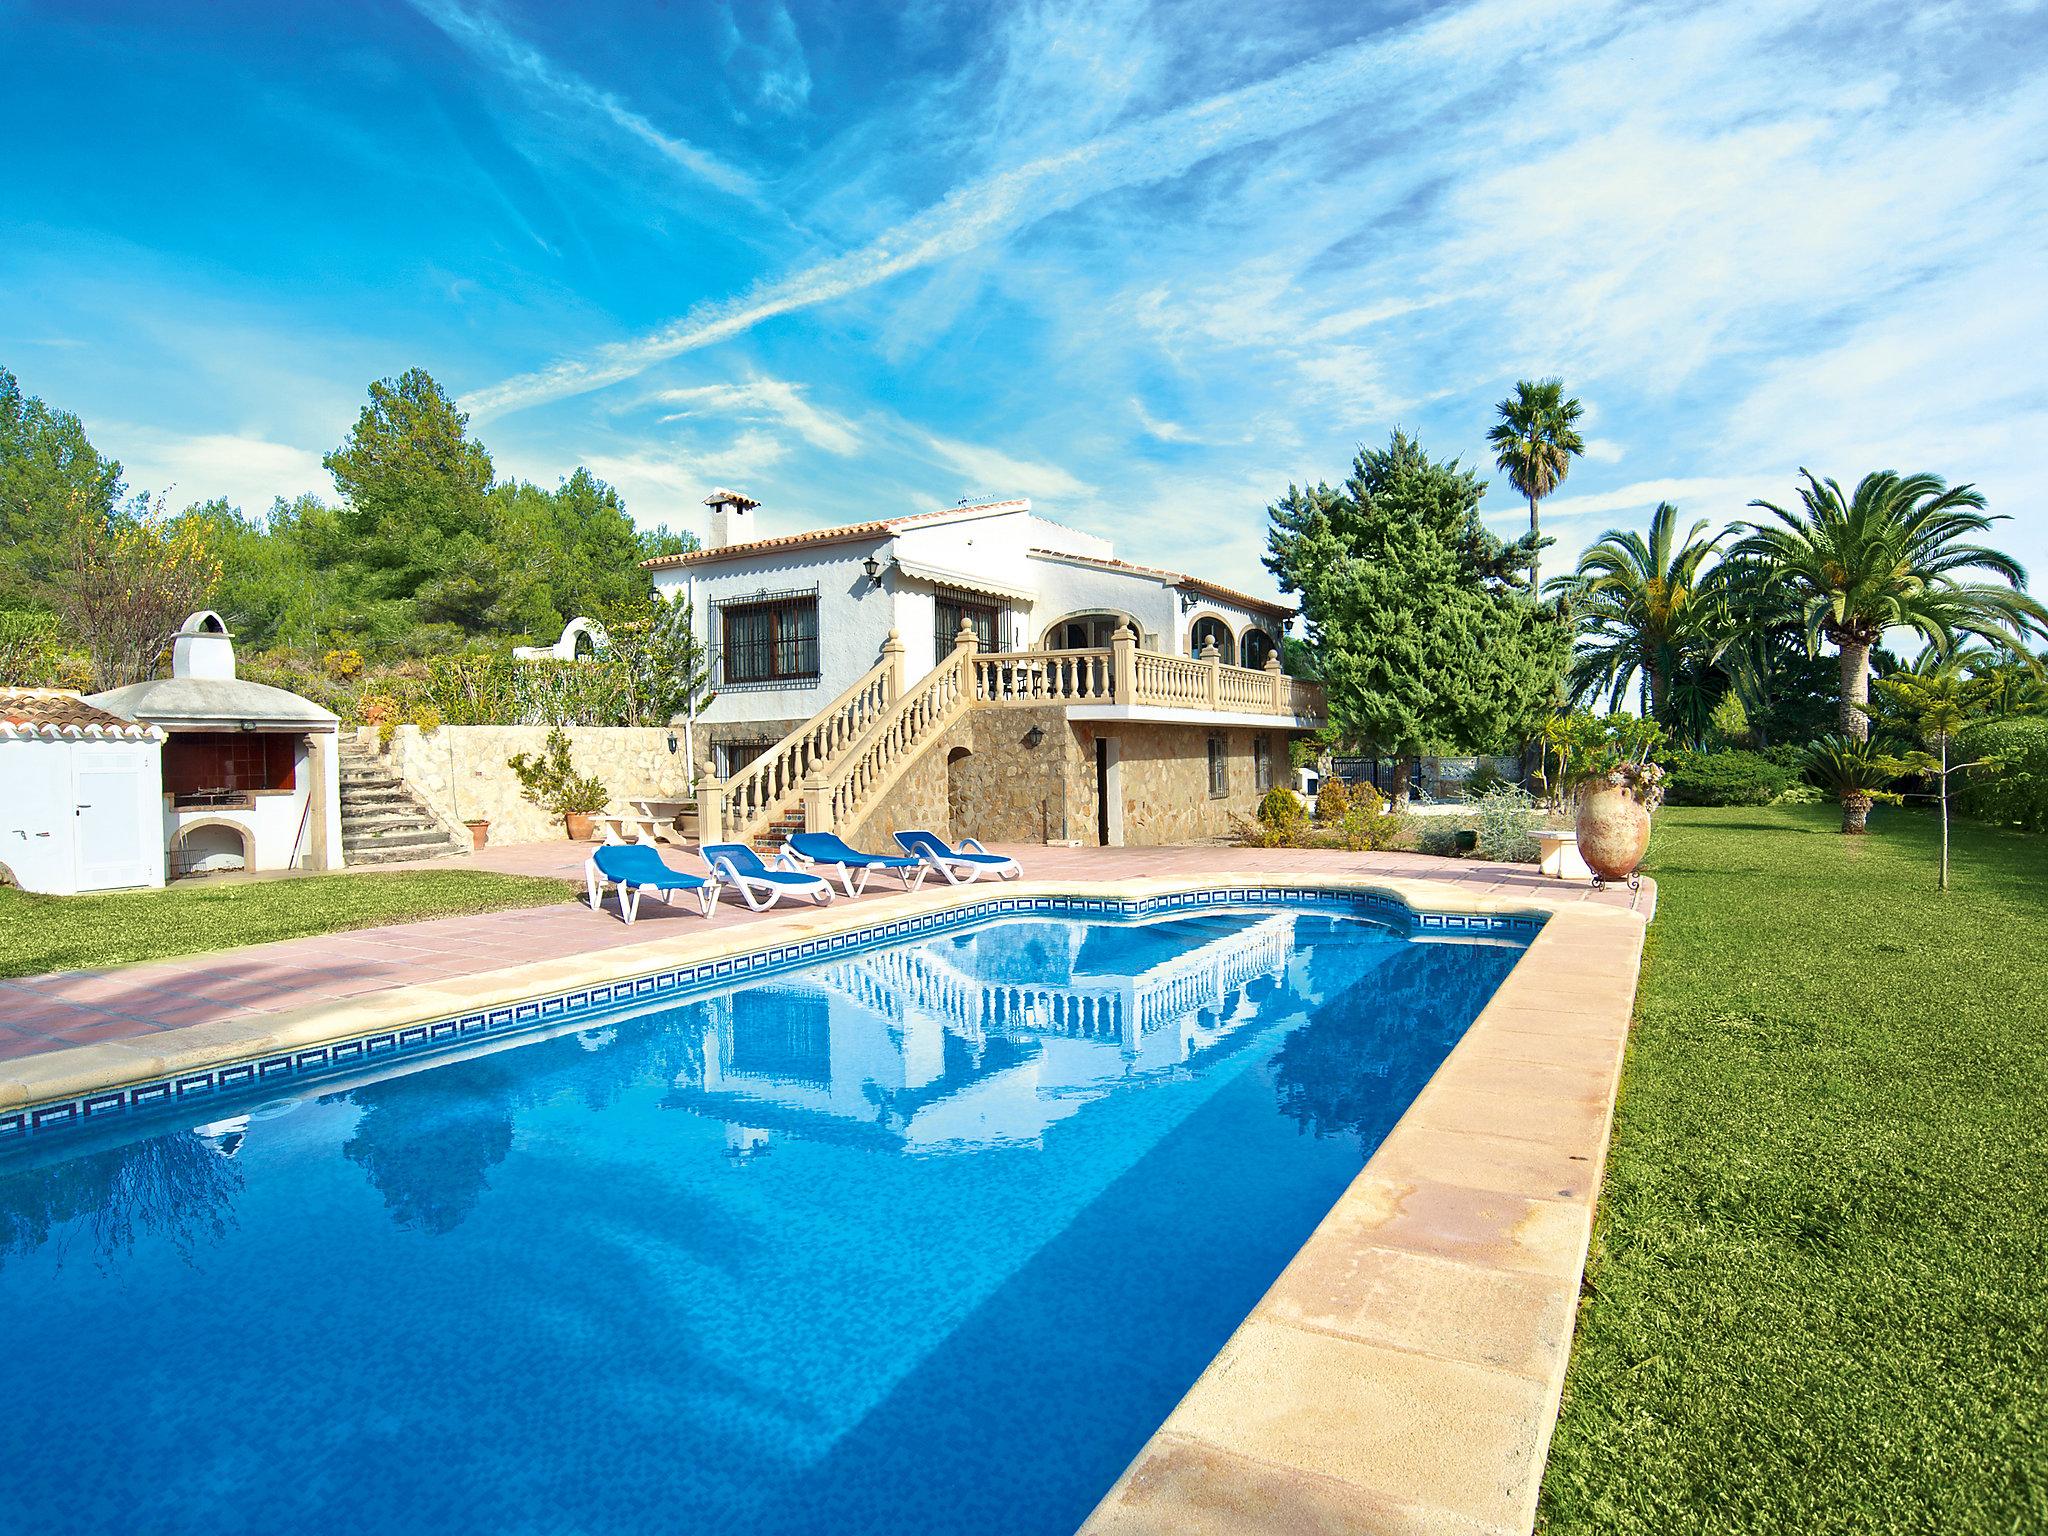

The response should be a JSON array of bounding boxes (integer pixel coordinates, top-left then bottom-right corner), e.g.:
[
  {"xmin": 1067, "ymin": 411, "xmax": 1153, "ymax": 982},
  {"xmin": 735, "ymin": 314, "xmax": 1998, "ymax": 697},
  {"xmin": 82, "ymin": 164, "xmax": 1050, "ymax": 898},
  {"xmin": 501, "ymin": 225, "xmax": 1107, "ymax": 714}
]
[{"xmin": 0, "ymin": 910, "xmax": 1522, "ymax": 1535}]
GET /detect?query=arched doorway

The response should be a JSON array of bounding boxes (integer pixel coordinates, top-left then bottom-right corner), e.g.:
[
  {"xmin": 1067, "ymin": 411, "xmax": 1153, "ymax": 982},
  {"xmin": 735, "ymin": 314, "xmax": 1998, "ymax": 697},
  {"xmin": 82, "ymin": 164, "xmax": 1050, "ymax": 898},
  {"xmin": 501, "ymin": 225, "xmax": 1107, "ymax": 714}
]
[
  {"xmin": 171, "ymin": 821, "xmax": 250, "ymax": 879},
  {"xmin": 945, "ymin": 747, "xmax": 973, "ymax": 838},
  {"xmin": 1041, "ymin": 612, "xmax": 1136, "ymax": 651},
  {"xmin": 1239, "ymin": 629, "xmax": 1276, "ymax": 669},
  {"xmin": 1189, "ymin": 615, "xmax": 1234, "ymax": 658}
]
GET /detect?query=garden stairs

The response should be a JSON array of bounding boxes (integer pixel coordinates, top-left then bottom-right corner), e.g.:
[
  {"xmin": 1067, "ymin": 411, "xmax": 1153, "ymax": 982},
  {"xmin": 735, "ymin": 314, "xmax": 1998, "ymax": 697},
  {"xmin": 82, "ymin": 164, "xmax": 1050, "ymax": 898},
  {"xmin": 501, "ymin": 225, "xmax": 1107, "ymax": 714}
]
[
  {"xmin": 338, "ymin": 739, "xmax": 463, "ymax": 865},
  {"xmin": 704, "ymin": 625, "xmax": 1323, "ymax": 850}
]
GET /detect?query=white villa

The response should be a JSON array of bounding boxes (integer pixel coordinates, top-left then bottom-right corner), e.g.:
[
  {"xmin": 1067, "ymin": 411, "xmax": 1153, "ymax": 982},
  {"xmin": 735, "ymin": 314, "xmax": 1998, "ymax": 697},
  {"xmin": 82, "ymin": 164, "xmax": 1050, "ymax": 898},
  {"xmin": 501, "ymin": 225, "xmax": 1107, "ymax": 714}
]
[{"xmin": 647, "ymin": 491, "xmax": 1322, "ymax": 849}]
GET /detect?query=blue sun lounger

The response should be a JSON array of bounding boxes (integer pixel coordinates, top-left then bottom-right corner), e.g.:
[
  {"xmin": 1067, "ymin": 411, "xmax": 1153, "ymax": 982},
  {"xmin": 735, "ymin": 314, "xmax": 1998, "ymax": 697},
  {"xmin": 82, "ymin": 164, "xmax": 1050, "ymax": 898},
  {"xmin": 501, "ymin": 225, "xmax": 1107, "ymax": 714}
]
[
  {"xmin": 783, "ymin": 831, "xmax": 930, "ymax": 897},
  {"xmin": 892, "ymin": 829, "xmax": 1022, "ymax": 885},
  {"xmin": 585, "ymin": 843, "xmax": 720, "ymax": 924},
  {"xmin": 700, "ymin": 843, "xmax": 836, "ymax": 911}
]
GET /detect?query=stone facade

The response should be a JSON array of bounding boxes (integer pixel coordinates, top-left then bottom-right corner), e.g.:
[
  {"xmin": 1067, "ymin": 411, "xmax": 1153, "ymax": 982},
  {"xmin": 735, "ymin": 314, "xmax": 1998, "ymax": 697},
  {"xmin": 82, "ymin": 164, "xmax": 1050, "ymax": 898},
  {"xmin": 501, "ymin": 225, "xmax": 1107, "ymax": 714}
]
[
  {"xmin": 1106, "ymin": 722, "xmax": 1275, "ymax": 845},
  {"xmin": 843, "ymin": 711, "xmax": 1282, "ymax": 849},
  {"xmin": 365, "ymin": 724, "xmax": 695, "ymax": 845},
  {"xmin": 845, "ymin": 706, "xmax": 1094, "ymax": 848}
]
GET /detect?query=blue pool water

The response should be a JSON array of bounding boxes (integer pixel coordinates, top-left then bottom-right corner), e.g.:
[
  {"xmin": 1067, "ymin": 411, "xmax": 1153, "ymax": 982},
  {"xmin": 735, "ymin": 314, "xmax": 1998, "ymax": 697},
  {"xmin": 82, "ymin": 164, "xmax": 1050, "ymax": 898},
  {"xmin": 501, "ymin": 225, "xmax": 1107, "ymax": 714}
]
[{"xmin": 0, "ymin": 908, "xmax": 1522, "ymax": 1534}]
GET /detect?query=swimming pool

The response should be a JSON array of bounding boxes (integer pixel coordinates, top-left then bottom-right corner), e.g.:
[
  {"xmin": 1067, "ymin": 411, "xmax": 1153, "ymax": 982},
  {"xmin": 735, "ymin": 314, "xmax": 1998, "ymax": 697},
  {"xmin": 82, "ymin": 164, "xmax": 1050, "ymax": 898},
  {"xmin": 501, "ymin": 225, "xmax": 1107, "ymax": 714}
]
[{"xmin": 0, "ymin": 901, "xmax": 1526, "ymax": 1534}]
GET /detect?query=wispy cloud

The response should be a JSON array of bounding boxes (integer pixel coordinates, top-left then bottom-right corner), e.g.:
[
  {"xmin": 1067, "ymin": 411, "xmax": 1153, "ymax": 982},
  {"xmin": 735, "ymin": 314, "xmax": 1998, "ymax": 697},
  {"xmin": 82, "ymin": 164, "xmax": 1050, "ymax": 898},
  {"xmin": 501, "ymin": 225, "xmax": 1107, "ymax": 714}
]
[
  {"xmin": 463, "ymin": 0, "xmax": 1610, "ymax": 418},
  {"xmin": 1531, "ymin": 476, "xmax": 1767, "ymax": 526},
  {"xmin": 649, "ymin": 376, "xmax": 861, "ymax": 455},
  {"xmin": 408, "ymin": 0, "xmax": 761, "ymax": 203},
  {"xmin": 1131, "ymin": 397, "xmax": 1200, "ymax": 443},
  {"xmin": 719, "ymin": 0, "xmax": 812, "ymax": 117},
  {"xmin": 914, "ymin": 432, "xmax": 1094, "ymax": 502},
  {"xmin": 112, "ymin": 429, "xmax": 330, "ymax": 515}
]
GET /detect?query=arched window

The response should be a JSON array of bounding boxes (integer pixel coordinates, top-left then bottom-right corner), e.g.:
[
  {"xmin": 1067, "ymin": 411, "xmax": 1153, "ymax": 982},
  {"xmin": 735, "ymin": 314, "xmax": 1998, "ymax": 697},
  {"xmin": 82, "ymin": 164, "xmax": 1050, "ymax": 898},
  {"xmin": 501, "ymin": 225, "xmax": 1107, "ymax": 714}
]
[
  {"xmin": 1189, "ymin": 616, "xmax": 1233, "ymax": 657},
  {"xmin": 1239, "ymin": 629, "xmax": 1276, "ymax": 670},
  {"xmin": 1042, "ymin": 613, "xmax": 1136, "ymax": 650}
]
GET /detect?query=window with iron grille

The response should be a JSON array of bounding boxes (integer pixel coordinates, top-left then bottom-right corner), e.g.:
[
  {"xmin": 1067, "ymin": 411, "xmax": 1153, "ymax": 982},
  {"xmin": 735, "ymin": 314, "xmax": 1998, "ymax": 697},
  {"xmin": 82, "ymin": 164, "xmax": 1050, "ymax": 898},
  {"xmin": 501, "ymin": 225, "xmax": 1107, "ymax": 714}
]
[
  {"xmin": 1253, "ymin": 734, "xmax": 1272, "ymax": 792},
  {"xmin": 721, "ymin": 596, "xmax": 818, "ymax": 684},
  {"xmin": 1207, "ymin": 734, "xmax": 1228, "ymax": 797},
  {"xmin": 935, "ymin": 591, "xmax": 999, "ymax": 658}
]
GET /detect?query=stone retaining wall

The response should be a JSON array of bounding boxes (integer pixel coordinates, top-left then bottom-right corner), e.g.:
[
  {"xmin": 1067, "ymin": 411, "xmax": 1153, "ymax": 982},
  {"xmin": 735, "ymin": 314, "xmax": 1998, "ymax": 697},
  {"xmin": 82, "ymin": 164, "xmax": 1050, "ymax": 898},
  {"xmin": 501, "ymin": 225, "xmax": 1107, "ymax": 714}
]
[{"xmin": 366, "ymin": 724, "xmax": 694, "ymax": 846}]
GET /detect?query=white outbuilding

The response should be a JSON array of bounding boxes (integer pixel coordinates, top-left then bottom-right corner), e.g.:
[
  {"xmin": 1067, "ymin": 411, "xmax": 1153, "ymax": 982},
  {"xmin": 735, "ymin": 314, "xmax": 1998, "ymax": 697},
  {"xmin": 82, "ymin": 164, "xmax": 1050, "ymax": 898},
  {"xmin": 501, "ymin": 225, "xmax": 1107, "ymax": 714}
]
[
  {"xmin": 0, "ymin": 689, "xmax": 167, "ymax": 894},
  {"xmin": 88, "ymin": 611, "xmax": 345, "ymax": 878}
]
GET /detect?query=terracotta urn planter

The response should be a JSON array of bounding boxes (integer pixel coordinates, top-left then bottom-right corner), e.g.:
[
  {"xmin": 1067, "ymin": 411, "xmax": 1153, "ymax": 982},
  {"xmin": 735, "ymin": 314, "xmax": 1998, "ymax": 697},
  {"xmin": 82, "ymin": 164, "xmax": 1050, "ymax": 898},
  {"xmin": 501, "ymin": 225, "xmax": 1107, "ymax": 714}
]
[
  {"xmin": 1575, "ymin": 785, "xmax": 1651, "ymax": 886},
  {"xmin": 464, "ymin": 818, "xmax": 489, "ymax": 852},
  {"xmin": 564, "ymin": 811, "xmax": 596, "ymax": 842}
]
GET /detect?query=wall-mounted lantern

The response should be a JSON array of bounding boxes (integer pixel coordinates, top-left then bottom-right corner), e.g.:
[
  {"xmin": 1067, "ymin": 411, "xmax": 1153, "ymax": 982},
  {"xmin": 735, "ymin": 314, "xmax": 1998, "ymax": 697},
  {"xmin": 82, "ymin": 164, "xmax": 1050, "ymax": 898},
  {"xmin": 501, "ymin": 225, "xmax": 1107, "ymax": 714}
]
[
  {"xmin": 1022, "ymin": 725, "xmax": 1046, "ymax": 748},
  {"xmin": 862, "ymin": 554, "xmax": 885, "ymax": 589},
  {"xmin": 666, "ymin": 731, "xmax": 679, "ymax": 755}
]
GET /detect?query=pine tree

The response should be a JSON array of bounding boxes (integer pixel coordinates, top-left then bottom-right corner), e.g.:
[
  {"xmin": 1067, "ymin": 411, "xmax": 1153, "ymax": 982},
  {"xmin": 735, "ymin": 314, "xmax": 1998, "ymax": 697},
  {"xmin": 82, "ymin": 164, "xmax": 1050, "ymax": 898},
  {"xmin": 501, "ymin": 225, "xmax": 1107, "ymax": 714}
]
[{"xmin": 1265, "ymin": 431, "xmax": 1569, "ymax": 804}]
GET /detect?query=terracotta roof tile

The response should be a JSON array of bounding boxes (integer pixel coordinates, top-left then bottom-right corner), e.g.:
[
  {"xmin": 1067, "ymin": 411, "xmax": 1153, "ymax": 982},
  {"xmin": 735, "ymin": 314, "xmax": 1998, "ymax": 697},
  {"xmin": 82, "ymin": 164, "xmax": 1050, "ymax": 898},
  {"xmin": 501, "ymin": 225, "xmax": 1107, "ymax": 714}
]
[
  {"xmin": 0, "ymin": 689, "xmax": 162, "ymax": 739},
  {"xmin": 641, "ymin": 500, "xmax": 1031, "ymax": 570},
  {"xmin": 1027, "ymin": 549, "xmax": 1295, "ymax": 618}
]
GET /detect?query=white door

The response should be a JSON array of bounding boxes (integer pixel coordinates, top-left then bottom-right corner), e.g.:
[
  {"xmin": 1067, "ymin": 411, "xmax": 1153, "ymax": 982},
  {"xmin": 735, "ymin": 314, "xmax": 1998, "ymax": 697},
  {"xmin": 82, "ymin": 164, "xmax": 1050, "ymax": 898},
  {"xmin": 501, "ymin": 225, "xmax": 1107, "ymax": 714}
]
[{"xmin": 73, "ymin": 763, "xmax": 153, "ymax": 891}]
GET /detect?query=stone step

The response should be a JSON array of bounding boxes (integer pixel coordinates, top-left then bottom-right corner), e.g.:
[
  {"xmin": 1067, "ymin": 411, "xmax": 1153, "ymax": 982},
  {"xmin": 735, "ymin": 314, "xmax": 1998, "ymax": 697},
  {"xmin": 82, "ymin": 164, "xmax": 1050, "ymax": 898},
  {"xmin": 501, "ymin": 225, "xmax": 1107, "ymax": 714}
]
[
  {"xmin": 342, "ymin": 811, "xmax": 442, "ymax": 834},
  {"xmin": 342, "ymin": 820, "xmax": 453, "ymax": 843},
  {"xmin": 342, "ymin": 843, "xmax": 458, "ymax": 868},
  {"xmin": 343, "ymin": 828, "xmax": 458, "ymax": 854},
  {"xmin": 341, "ymin": 839, "xmax": 459, "ymax": 866}
]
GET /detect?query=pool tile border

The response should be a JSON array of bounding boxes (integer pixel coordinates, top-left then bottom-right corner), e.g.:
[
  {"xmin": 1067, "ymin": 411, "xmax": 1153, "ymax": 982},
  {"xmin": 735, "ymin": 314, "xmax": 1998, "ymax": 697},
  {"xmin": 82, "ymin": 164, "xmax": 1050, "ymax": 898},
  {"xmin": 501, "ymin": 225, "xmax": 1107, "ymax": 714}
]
[
  {"xmin": 1081, "ymin": 893, "xmax": 1646, "ymax": 1536},
  {"xmin": 0, "ymin": 878, "xmax": 1541, "ymax": 1139}
]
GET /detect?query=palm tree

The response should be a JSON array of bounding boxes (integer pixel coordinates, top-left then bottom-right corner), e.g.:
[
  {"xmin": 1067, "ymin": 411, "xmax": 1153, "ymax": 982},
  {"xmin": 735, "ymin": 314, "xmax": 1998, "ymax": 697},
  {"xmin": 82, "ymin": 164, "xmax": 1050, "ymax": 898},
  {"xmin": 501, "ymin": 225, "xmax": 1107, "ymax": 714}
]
[
  {"xmin": 1735, "ymin": 470, "xmax": 2048, "ymax": 741},
  {"xmin": 1548, "ymin": 500, "xmax": 1726, "ymax": 731},
  {"xmin": 1803, "ymin": 733, "xmax": 1908, "ymax": 834},
  {"xmin": 1487, "ymin": 378, "xmax": 1585, "ymax": 589}
]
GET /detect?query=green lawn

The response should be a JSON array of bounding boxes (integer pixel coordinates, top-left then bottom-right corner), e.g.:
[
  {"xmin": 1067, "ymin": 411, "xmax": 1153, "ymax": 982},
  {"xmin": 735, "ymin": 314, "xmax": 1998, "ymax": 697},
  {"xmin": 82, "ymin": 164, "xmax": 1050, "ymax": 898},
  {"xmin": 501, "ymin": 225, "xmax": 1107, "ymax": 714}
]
[
  {"xmin": 0, "ymin": 869, "xmax": 576, "ymax": 979},
  {"xmin": 1540, "ymin": 805, "xmax": 2047, "ymax": 1533}
]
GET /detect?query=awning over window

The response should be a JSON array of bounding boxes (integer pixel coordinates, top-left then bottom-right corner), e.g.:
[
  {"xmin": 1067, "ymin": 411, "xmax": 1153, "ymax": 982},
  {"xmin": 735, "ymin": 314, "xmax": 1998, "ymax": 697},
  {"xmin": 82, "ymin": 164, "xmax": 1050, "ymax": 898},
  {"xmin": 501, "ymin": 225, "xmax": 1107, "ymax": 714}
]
[{"xmin": 890, "ymin": 557, "xmax": 1038, "ymax": 604}]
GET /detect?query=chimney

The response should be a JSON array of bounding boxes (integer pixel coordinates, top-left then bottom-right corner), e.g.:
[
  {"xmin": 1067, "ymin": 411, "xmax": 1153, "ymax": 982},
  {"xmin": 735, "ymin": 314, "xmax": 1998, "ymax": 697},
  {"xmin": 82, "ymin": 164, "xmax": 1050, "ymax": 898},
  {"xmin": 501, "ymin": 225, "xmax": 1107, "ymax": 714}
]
[
  {"xmin": 703, "ymin": 488, "xmax": 760, "ymax": 551},
  {"xmin": 171, "ymin": 610, "xmax": 237, "ymax": 681}
]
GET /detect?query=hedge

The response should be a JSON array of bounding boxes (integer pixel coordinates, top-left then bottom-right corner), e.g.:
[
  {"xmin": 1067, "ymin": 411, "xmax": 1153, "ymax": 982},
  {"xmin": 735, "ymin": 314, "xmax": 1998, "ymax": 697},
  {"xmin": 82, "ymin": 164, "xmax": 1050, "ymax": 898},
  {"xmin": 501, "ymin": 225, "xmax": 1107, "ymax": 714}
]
[
  {"xmin": 1956, "ymin": 716, "xmax": 2048, "ymax": 832},
  {"xmin": 1663, "ymin": 750, "xmax": 1798, "ymax": 807}
]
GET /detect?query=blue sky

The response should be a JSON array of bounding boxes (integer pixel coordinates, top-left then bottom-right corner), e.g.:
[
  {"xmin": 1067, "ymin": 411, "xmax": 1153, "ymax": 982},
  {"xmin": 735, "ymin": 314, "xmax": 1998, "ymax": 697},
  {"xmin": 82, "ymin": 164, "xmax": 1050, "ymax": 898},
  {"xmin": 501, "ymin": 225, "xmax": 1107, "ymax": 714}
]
[{"xmin": 4, "ymin": 0, "xmax": 2045, "ymax": 603}]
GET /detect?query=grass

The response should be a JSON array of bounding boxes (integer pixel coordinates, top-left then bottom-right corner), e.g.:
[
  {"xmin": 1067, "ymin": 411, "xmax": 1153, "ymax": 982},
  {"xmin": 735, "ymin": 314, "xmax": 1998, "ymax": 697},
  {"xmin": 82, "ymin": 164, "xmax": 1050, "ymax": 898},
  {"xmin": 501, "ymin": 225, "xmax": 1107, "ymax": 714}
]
[
  {"xmin": 1539, "ymin": 804, "xmax": 2047, "ymax": 1533},
  {"xmin": 0, "ymin": 869, "xmax": 576, "ymax": 978}
]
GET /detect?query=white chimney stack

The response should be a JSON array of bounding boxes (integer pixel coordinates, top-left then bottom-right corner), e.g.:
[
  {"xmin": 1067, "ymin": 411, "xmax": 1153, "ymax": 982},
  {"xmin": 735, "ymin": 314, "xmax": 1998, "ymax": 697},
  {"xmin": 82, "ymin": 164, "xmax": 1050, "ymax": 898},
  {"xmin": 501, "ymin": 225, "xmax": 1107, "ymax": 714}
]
[
  {"xmin": 703, "ymin": 488, "xmax": 760, "ymax": 551},
  {"xmin": 171, "ymin": 610, "xmax": 237, "ymax": 680}
]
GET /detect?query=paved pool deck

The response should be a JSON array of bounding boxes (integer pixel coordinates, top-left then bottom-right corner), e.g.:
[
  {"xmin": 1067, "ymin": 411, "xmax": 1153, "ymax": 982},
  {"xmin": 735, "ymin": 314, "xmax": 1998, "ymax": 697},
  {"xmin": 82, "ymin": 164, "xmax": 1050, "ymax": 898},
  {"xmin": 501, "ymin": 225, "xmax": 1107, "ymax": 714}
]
[{"xmin": 0, "ymin": 841, "xmax": 1648, "ymax": 1064}]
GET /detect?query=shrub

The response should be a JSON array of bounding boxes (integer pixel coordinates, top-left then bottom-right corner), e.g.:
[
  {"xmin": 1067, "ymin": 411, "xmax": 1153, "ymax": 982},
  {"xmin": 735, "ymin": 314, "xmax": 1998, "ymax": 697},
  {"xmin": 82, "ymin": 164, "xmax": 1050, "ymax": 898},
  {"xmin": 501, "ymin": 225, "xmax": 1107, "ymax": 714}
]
[
  {"xmin": 1463, "ymin": 761, "xmax": 1508, "ymax": 799},
  {"xmin": 1314, "ymin": 775, "xmax": 1351, "ymax": 823},
  {"xmin": 1258, "ymin": 786, "xmax": 1306, "ymax": 828},
  {"xmin": 1957, "ymin": 716, "xmax": 2048, "ymax": 832},
  {"xmin": 508, "ymin": 727, "xmax": 610, "ymax": 828},
  {"xmin": 1416, "ymin": 820, "xmax": 1463, "ymax": 858},
  {"xmin": 1337, "ymin": 784, "xmax": 1407, "ymax": 852},
  {"xmin": 1471, "ymin": 784, "xmax": 1541, "ymax": 863},
  {"xmin": 1664, "ymin": 750, "xmax": 1797, "ymax": 807}
]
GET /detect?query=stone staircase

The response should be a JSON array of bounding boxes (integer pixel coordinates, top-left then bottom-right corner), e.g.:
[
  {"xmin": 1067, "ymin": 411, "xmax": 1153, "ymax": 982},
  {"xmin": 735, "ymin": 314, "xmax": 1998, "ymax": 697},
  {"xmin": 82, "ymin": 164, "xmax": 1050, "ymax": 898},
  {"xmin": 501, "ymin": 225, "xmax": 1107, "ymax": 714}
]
[
  {"xmin": 339, "ymin": 740, "xmax": 463, "ymax": 865},
  {"xmin": 753, "ymin": 809, "xmax": 805, "ymax": 854}
]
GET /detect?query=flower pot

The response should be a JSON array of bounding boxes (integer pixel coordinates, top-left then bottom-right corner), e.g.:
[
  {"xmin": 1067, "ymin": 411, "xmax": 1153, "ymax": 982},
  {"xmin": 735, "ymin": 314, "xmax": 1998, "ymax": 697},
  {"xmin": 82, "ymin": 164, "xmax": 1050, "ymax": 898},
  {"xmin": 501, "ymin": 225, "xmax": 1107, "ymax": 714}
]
[
  {"xmin": 1575, "ymin": 785, "xmax": 1651, "ymax": 884},
  {"xmin": 464, "ymin": 819, "xmax": 489, "ymax": 852},
  {"xmin": 564, "ymin": 812, "xmax": 596, "ymax": 842}
]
